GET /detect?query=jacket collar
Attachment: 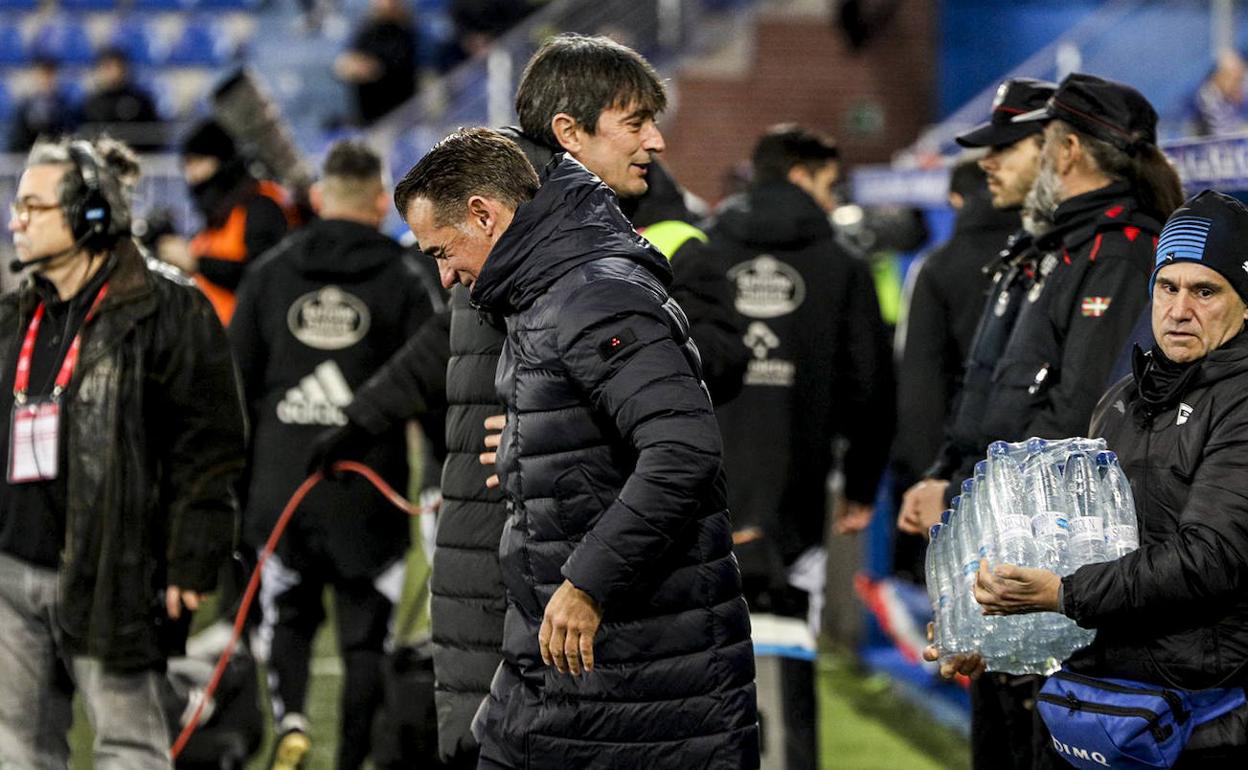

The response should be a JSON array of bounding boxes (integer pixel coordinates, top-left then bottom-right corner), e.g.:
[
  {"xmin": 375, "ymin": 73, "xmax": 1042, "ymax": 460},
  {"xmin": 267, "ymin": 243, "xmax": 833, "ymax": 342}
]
[
  {"xmin": 1035, "ymin": 181, "xmax": 1161, "ymax": 255},
  {"xmin": 470, "ymin": 155, "xmax": 670, "ymax": 315}
]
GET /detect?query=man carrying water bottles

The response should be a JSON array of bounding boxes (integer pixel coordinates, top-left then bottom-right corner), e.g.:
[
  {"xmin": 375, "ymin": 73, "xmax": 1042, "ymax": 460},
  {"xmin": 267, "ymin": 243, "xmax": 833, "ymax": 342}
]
[{"xmin": 971, "ymin": 190, "xmax": 1248, "ymax": 767}]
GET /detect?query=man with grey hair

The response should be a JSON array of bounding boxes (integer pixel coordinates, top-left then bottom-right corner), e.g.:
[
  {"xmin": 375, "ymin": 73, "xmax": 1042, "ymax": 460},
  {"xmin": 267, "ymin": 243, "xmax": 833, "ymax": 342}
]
[{"xmin": 0, "ymin": 137, "xmax": 245, "ymax": 768}]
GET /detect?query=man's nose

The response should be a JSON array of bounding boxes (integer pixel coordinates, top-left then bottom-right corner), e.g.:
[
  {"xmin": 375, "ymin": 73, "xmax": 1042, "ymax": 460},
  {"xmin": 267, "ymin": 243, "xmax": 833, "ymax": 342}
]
[
  {"xmin": 642, "ymin": 121, "xmax": 666, "ymax": 154},
  {"xmin": 438, "ymin": 262, "xmax": 458, "ymax": 290}
]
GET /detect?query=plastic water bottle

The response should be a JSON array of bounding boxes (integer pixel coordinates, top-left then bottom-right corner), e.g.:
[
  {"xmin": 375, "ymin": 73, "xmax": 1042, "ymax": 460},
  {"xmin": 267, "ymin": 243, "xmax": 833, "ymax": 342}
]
[
  {"xmin": 955, "ymin": 480, "xmax": 986, "ymax": 649},
  {"xmin": 925, "ymin": 523, "xmax": 945, "ymax": 654},
  {"xmin": 1065, "ymin": 452, "xmax": 1107, "ymax": 566},
  {"xmin": 1097, "ymin": 451, "xmax": 1140, "ymax": 558},
  {"xmin": 985, "ymin": 441, "xmax": 1040, "ymax": 568},
  {"xmin": 972, "ymin": 461, "xmax": 997, "ymax": 564},
  {"xmin": 1023, "ymin": 456, "xmax": 1073, "ymax": 574}
]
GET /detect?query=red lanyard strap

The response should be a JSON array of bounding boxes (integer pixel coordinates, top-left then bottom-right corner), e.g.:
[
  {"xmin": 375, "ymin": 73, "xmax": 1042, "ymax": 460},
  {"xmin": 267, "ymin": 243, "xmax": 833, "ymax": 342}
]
[{"xmin": 14, "ymin": 283, "xmax": 109, "ymax": 402}]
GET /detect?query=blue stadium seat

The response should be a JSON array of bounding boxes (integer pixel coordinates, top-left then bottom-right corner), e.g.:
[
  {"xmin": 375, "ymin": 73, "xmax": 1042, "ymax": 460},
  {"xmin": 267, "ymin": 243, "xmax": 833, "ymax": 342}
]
[
  {"xmin": 0, "ymin": 23, "xmax": 28, "ymax": 66},
  {"xmin": 0, "ymin": 82, "xmax": 12, "ymax": 125},
  {"xmin": 109, "ymin": 19, "xmax": 160, "ymax": 66},
  {"xmin": 0, "ymin": 0, "xmax": 37, "ymax": 10},
  {"xmin": 131, "ymin": 0, "xmax": 192, "ymax": 11},
  {"xmin": 195, "ymin": 0, "xmax": 260, "ymax": 10},
  {"xmin": 165, "ymin": 20, "xmax": 225, "ymax": 66},
  {"xmin": 31, "ymin": 19, "xmax": 95, "ymax": 66},
  {"xmin": 60, "ymin": 0, "xmax": 117, "ymax": 10}
]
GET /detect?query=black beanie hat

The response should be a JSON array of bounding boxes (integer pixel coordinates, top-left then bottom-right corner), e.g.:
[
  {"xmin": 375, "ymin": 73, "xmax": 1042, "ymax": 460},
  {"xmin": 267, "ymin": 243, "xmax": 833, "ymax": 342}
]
[
  {"xmin": 1151, "ymin": 189, "xmax": 1248, "ymax": 305},
  {"xmin": 180, "ymin": 119, "xmax": 237, "ymax": 162}
]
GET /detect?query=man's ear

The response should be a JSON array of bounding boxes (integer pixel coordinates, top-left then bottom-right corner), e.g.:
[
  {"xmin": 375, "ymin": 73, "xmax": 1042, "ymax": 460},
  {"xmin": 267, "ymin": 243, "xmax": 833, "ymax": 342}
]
[
  {"xmin": 466, "ymin": 195, "xmax": 498, "ymax": 234},
  {"xmin": 550, "ymin": 113, "xmax": 582, "ymax": 154},
  {"xmin": 309, "ymin": 181, "xmax": 324, "ymax": 215},
  {"xmin": 1058, "ymin": 130, "xmax": 1082, "ymax": 177}
]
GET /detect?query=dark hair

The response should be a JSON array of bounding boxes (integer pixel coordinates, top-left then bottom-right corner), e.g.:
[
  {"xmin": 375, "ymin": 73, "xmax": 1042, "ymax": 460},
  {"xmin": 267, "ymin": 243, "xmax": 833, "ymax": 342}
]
[
  {"xmin": 323, "ymin": 140, "xmax": 382, "ymax": 180},
  {"xmin": 751, "ymin": 123, "xmax": 839, "ymax": 184},
  {"xmin": 949, "ymin": 158, "xmax": 987, "ymax": 200},
  {"xmin": 515, "ymin": 33, "xmax": 667, "ymax": 150},
  {"xmin": 1055, "ymin": 120, "xmax": 1185, "ymax": 222},
  {"xmin": 393, "ymin": 127, "xmax": 540, "ymax": 223}
]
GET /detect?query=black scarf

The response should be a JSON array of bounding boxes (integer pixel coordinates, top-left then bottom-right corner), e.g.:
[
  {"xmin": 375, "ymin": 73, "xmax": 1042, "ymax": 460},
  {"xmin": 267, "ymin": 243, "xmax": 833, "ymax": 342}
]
[{"xmin": 1131, "ymin": 343, "xmax": 1199, "ymax": 422}]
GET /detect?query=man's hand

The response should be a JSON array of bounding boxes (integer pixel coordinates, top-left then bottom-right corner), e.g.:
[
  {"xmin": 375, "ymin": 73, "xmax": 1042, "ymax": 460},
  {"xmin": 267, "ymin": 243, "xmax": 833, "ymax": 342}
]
[
  {"xmin": 834, "ymin": 500, "xmax": 874, "ymax": 535},
  {"xmin": 480, "ymin": 414, "xmax": 505, "ymax": 489},
  {"xmin": 165, "ymin": 586, "xmax": 200, "ymax": 620},
  {"xmin": 974, "ymin": 559, "xmax": 1062, "ymax": 615},
  {"xmin": 921, "ymin": 621, "xmax": 987, "ymax": 680},
  {"xmin": 539, "ymin": 579, "xmax": 603, "ymax": 675},
  {"xmin": 897, "ymin": 479, "xmax": 950, "ymax": 536},
  {"xmin": 306, "ymin": 420, "xmax": 372, "ymax": 479}
]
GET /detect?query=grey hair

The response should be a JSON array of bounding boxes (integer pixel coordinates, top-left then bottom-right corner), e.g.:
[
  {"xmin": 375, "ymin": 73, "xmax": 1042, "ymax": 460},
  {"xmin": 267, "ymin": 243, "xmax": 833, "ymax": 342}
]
[{"xmin": 26, "ymin": 136, "xmax": 137, "ymax": 241}]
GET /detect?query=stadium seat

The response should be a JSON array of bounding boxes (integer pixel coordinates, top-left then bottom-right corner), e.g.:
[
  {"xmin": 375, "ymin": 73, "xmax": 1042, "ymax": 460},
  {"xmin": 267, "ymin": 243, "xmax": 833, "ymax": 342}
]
[
  {"xmin": 0, "ymin": 82, "xmax": 12, "ymax": 125},
  {"xmin": 0, "ymin": 23, "xmax": 28, "ymax": 66},
  {"xmin": 30, "ymin": 19, "xmax": 95, "ymax": 66},
  {"xmin": 109, "ymin": 19, "xmax": 161, "ymax": 67},
  {"xmin": 131, "ymin": 0, "xmax": 192, "ymax": 12},
  {"xmin": 164, "ymin": 19, "xmax": 226, "ymax": 66},
  {"xmin": 0, "ymin": 0, "xmax": 36, "ymax": 10},
  {"xmin": 60, "ymin": 0, "xmax": 118, "ymax": 11},
  {"xmin": 196, "ymin": 0, "xmax": 260, "ymax": 10}
]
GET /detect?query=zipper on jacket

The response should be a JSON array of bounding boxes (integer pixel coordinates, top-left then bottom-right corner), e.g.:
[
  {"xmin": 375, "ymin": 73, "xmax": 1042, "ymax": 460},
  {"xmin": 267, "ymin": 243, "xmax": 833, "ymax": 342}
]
[
  {"xmin": 1054, "ymin": 671, "xmax": 1189, "ymax": 722},
  {"xmin": 1037, "ymin": 692, "xmax": 1173, "ymax": 742}
]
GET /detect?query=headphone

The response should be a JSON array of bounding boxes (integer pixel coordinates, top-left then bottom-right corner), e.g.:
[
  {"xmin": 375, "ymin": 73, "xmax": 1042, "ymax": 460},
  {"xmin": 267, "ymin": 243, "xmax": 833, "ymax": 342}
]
[{"xmin": 65, "ymin": 141, "xmax": 114, "ymax": 253}]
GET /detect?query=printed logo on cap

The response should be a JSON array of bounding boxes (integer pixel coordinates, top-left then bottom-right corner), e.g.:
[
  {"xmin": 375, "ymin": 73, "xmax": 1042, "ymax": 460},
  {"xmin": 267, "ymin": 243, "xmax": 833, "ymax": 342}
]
[
  {"xmin": 728, "ymin": 255, "xmax": 806, "ymax": 319},
  {"xmin": 287, "ymin": 286, "xmax": 371, "ymax": 350}
]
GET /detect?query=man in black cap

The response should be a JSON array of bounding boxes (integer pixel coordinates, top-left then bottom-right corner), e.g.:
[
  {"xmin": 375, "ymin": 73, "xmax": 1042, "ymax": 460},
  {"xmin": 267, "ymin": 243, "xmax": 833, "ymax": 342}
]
[
  {"xmin": 900, "ymin": 73, "xmax": 1184, "ymax": 769},
  {"xmin": 974, "ymin": 189, "xmax": 1248, "ymax": 767}
]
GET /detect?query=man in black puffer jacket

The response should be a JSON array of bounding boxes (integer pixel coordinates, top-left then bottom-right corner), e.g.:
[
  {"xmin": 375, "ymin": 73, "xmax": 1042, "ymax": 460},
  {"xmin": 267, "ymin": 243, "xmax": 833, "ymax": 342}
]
[
  {"xmin": 398, "ymin": 128, "xmax": 758, "ymax": 770},
  {"xmin": 230, "ymin": 141, "xmax": 441, "ymax": 770},
  {"xmin": 975, "ymin": 190, "xmax": 1248, "ymax": 767}
]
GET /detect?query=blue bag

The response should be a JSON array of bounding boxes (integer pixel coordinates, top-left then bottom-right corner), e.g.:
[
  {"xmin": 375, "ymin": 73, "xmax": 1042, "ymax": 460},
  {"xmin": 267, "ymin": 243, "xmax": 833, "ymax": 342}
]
[{"xmin": 1038, "ymin": 669, "xmax": 1246, "ymax": 769}]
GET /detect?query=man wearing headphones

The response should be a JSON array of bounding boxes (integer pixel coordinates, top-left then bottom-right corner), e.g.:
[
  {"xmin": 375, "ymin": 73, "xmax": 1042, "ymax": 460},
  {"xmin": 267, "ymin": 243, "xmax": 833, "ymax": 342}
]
[{"xmin": 0, "ymin": 138, "xmax": 246, "ymax": 768}]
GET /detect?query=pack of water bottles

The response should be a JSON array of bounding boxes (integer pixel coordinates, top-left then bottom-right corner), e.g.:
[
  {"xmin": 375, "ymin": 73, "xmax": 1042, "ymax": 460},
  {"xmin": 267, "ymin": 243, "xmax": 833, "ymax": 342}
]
[{"xmin": 924, "ymin": 437, "xmax": 1140, "ymax": 675}]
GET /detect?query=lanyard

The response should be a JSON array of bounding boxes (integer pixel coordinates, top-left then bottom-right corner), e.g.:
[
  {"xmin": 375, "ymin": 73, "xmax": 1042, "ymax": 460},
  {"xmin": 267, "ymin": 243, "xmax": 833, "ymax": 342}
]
[{"xmin": 14, "ymin": 283, "xmax": 109, "ymax": 404}]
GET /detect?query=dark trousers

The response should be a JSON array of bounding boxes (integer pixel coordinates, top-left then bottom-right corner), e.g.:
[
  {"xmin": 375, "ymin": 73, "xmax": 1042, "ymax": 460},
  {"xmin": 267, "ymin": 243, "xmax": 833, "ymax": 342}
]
[
  {"xmin": 972, "ymin": 673, "xmax": 1066, "ymax": 770},
  {"xmin": 260, "ymin": 551, "xmax": 398, "ymax": 770}
]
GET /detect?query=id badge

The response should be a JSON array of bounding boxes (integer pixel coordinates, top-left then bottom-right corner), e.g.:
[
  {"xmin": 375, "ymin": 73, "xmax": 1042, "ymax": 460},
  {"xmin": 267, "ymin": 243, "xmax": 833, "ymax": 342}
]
[{"xmin": 9, "ymin": 399, "xmax": 60, "ymax": 483}]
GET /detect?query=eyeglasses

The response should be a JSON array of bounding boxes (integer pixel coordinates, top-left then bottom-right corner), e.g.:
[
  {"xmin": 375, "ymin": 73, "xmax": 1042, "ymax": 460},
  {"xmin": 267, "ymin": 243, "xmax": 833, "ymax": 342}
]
[{"xmin": 9, "ymin": 200, "xmax": 62, "ymax": 225}]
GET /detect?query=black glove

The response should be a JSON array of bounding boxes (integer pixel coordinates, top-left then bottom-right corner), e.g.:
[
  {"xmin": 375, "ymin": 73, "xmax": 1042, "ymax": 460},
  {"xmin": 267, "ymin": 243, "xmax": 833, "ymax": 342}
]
[{"xmin": 306, "ymin": 420, "xmax": 374, "ymax": 479}]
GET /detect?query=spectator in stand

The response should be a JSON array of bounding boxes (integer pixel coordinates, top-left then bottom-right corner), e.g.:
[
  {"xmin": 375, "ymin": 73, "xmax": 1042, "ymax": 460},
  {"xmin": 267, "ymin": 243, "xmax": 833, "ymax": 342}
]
[
  {"xmin": 230, "ymin": 140, "xmax": 440, "ymax": 770},
  {"xmin": 1193, "ymin": 50, "xmax": 1248, "ymax": 137},
  {"xmin": 891, "ymin": 159, "xmax": 1019, "ymax": 581},
  {"xmin": 157, "ymin": 119, "xmax": 295, "ymax": 325},
  {"xmin": 450, "ymin": 0, "xmax": 533, "ymax": 58},
  {"xmin": 7, "ymin": 57, "xmax": 79, "ymax": 153},
  {"xmin": 81, "ymin": 47, "xmax": 163, "ymax": 151},
  {"xmin": 334, "ymin": 0, "xmax": 418, "ymax": 126}
]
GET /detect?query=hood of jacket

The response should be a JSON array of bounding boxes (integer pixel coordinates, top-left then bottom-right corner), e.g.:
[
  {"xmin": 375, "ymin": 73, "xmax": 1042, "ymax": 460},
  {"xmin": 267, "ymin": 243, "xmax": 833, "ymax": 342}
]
[
  {"xmin": 279, "ymin": 218, "xmax": 400, "ymax": 279},
  {"xmin": 1131, "ymin": 329, "xmax": 1248, "ymax": 417},
  {"xmin": 711, "ymin": 181, "xmax": 833, "ymax": 250},
  {"xmin": 470, "ymin": 155, "xmax": 671, "ymax": 315}
]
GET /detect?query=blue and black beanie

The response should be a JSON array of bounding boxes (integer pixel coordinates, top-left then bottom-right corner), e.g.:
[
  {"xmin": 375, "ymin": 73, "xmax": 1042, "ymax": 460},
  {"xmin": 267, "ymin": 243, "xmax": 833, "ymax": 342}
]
[{"xmin": 1151, "ymin": 189, "xmax": 1248, "ymax": 305}]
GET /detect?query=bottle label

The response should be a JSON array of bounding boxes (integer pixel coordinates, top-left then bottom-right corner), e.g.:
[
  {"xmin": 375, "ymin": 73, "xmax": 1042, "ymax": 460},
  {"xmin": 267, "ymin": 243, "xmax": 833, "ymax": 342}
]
[
  {"xmin": 999, "ymin": 514, "xmax": 1032, "ymax": 542},
  {"xmin": 1105, "ymin": 524, "xmax": 1139, "ymax": 548},
  {"xmin": 1031, "ymin": 511, "xmax": 1070, "ymax": 538},
  {"xmin": 1070, "ymin": 517, "xmax": 1104, "ymax": 542}
]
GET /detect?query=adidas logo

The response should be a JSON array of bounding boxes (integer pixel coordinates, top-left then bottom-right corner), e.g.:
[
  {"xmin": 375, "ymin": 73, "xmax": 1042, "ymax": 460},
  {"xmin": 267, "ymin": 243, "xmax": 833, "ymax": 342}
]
[{"xmin": 276, "ymin": 361, "xmax": 353, "ymax": 426}]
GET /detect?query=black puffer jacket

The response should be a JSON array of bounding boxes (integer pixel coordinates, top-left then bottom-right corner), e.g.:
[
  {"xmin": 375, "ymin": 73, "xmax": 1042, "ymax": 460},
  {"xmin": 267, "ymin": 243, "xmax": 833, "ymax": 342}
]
[
  {"xmin": 0, "ymin": 241, "xmax": 245, "ymax": 670},
  {"xmin": 1066, "ymin": 333, "xmax": 1248, "ymax": 691},
  {"xmin": 470, "ymin": 157, "xmax": 758, "ymax": 769},
  {"xmin": 230, "ymin": 219, "xmax": 439, "ymax": 577},
  {"xmin": 707, "ymin": 181, "xmax": 893, "ymax": 569}
]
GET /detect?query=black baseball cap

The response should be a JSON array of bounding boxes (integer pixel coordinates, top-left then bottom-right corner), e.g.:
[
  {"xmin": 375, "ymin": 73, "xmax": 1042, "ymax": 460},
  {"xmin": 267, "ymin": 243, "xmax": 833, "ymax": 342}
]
[
  {"xmin": 1012, "ymin": 73, "xmax": 1158, "ymax": 154},
  {"xmin": 955, "ymin": 78, "xmax": 1058, "ymax": 148},
  {"xmin": 1151, "ymin": 189, "xmax": 1248, "ymax": 306}
]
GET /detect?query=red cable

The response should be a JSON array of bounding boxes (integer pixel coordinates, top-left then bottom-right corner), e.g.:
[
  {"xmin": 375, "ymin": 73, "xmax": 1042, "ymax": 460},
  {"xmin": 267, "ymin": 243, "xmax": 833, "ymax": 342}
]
[{"xmin": 170, "ymin": 461, "xmax": 427, "ymax": 759}]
